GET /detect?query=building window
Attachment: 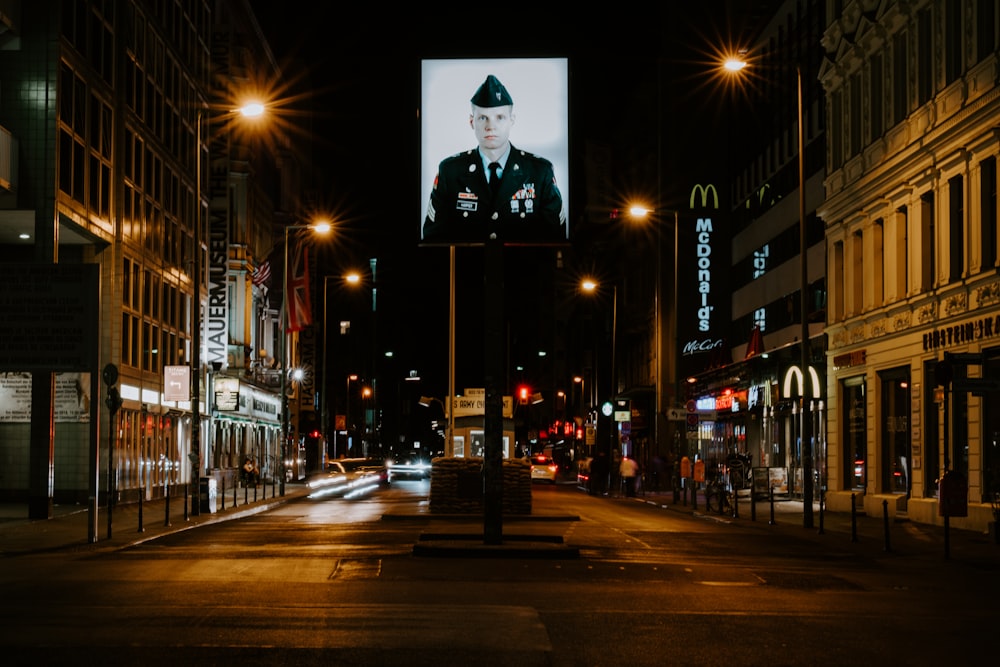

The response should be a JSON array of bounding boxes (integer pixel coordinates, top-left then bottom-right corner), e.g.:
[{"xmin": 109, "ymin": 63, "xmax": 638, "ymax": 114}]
[
  {"xmin": 981, "ymin": 157, "xmax": 997, "ymax": 270},
  {"xmin": 947, "ymin": 175, "xmax": 964, "ymax": 283},
  {"xmin": 832, "ymin": 240, "xmax": 844, "ymax": 321},
  {"xmin": 945, "ymin": 0, "xmax": 963, "ymax": 85},
  {"xmin": 893, "ymin": 206, "xmax": 909, "ymax": 299},
  {"xmin": 851, "ymin": 230, "xmax": 863, "ymax": 315},
  {"xmin": 977, "ymin": 0, "xmax": 997, "ymax": 62},
  {"xmin": 892, "ymin": 31, "xmax": 909, "ymax": 125},
  {"xmin": 849, "ymin": 72, "xmax": 862, "ymax": 157},
  {"xmin": 830, "ymin": 90, "xmax": 843, "ymax": 169},
  {"xmin": 916, "ymin": 8, "xmax": 933, "ymax": 106},
  {"xmin": 869, "ymin": 53, "xmax": 883, "ymax": 141},
  {"xmin": 872, "ymin": 218, "xmax": 884, "ymax": 308},
  {"xmin": 842, "ymin": 376, "xmax": 866, "ymax": 491},
  {"xmin": 919, "ymin": 191, "xmax": 935, "ymax": 291},
  {"xmin": 879, "ymin": 368, "xmax": 911, "ymax": 495}
]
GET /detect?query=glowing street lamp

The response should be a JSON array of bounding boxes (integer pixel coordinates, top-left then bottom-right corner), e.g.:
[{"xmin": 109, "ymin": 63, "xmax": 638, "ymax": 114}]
[
  {"xmin": 279, "ymin": 220, "xmax": 331, "ymax": 495},
  {"xmin": 723, "ymin": 51, "xmax": 814, "ymax": 528},
  {"xmin": 190, "ymin": 100, "xmax": 268, "ymax": 517}
]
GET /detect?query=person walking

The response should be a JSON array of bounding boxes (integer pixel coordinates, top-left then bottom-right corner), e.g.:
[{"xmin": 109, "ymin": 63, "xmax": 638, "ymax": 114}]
[{"xmin": 620, "ymin": 455, "xmax": 639, "ymax": 497}]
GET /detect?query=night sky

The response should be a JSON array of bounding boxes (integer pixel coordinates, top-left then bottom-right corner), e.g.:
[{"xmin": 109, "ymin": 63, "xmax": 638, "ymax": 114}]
[{"xmin": 246, "ymin": 1, "xmax": 780, "ymax": 397}]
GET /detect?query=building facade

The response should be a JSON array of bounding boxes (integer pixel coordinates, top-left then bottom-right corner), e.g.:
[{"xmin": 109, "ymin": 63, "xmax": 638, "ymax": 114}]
[
  {"xmin": 0, "ymin": 1, "xmax": 293, "ymax": 517},
  {"xmin": 819, "ymin": 0, "xmax": 999, "ymax": 532},
  {"xmin": 682, "ymin": 0, "xmax": 829, "ymax": 504}
]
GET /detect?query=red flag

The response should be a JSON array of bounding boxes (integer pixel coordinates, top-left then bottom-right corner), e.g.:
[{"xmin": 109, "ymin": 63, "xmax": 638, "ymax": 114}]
[
  {"xmin": 285, "ymin": 238, "xmax": 312, "ymax": 332},
  {"xmin": 744, "ymin": 324, "xmax": 765, "ymax": 360}
]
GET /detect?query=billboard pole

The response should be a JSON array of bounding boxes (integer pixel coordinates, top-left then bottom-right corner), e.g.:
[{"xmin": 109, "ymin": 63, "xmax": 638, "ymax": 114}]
[{"xmin": 483, "ymin": 236, "xmax": 504, "ymax": 544}]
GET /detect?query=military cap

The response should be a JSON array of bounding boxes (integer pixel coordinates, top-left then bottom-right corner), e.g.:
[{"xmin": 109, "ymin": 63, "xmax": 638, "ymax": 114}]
[{"xmin": 470, "ymin": 75, "xmax": 513, "ymax": 107}]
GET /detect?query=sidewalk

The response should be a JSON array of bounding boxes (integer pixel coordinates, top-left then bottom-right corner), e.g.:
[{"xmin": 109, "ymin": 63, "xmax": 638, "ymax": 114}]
[
  {"xmin": 0, "ymin": 481, "xmax": 310, "ymax": 557},
  {"xmin": 629, "ymin": 486, "xmax": 999, "ymax": 565}
]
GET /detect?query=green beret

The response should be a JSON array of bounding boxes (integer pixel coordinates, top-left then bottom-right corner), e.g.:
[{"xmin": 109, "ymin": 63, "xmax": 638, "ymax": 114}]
[{"xmin": 470, "ymin": 75, "xmax": 513, "ymax": 107}]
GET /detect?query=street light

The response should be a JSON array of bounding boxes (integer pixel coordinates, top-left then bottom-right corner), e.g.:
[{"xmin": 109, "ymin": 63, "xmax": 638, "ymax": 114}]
[
  {"xmin": 724, "ymin": 53, "xmax": 813, "ymax": 528},
  {"xmin": 190, "ymin": 100, "xmax": 266, "ymax": 517},
  {"xmin": 280, "ymin": 221, "xmax": 331, "ymax": 495},
  {"xmin": 581, "ymin": 278, "xmax": 617, "ymax": 479},
  {"xmin": 625, "ymin": 205, "xmax": 680, "ymax": 471}
]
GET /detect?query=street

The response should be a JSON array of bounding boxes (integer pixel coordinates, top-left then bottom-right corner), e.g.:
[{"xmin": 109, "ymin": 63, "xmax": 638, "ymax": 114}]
[{"xmin": 1, "ymin": 480, "xmax": 996, "ymax": 666}]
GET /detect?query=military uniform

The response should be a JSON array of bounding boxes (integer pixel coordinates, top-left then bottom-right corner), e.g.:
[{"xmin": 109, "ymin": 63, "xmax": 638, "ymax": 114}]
[{"xmin": 423, "ymin": 145, "xmax": 565, "ymax": 243}]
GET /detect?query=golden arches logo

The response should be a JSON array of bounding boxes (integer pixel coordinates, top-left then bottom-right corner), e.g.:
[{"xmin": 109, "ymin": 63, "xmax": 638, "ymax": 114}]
[
  {"xmin": 782, "ymin": 365, "xmax": 821, "ymax": 399},
  {"xmin": 689, "ymin": 184, "xmax": 719, "ymax": 210}
]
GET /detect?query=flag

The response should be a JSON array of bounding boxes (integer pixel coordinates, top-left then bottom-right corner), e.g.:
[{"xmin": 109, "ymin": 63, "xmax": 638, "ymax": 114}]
[
  {"xmin": 252, "ymin": 260, "xmax": 271, "ymax": 287},
  {"xmin": 744, "ymin": 324, "xmax": 765, "ymax": 360},
  {"xmin": 285, "ymin": 237, "xmax": 312, "ymax": 332}
]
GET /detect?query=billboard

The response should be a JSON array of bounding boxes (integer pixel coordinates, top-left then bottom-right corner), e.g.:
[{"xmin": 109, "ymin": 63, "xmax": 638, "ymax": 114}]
[{"xmin": 420, "ymin": 58, "xmax": 569, "ymax": 245}]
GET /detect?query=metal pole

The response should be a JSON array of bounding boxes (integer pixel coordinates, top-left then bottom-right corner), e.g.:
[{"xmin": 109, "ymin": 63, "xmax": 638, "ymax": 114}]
[
  {"xmin": 321, "ymin": 276, "xmax": 329, "ymax": 467},
  {"xmin": 798, "ymin": 65, "xmax": 814, "ymax": 529},
  {"xmin": 447, "ymin": 245, "xmax": 456, "ymax": 456},
  {"xmin": 191, "ymin": 110, "xmax": 203, "ymax": 517},
  {"xmin": 280, "ymin": 227, "xmax": 289, "ymax": 496}
]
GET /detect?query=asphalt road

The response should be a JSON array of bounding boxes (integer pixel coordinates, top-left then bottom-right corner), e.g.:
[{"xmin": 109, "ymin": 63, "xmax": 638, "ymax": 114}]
[{"xmin": 1, "ymin": 480, "xmax": 997, "ymax": 666}]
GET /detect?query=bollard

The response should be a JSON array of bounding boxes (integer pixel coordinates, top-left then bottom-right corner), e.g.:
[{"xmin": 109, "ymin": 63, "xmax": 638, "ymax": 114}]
[
  {"xmin": 233, "ymin": 475, "xmax": 237, "ymax": 507},
  {"xmin": 184, "ymin": 482, "xmax": 189, "ymax": 522},
  {"xmin": 944, "ymin": 515, "xmax": 951, "ymax": 560},
  {"xmin": 850, "ymin": 493, "xmax": 858, "ymax": 542},
  {"xmin": 818, "ymin": 487, "xmax": 825, "ymax": 535},
  {"xmin": 692, "ymin": 484, "xmax": 698, "ymax": 511},
  {"xmin": 751, "ymin": 488, "xmax": 757, "ymax": 522},
  {"xmin": 137, "ymin": 488, "xmax": 145, "ymax": 533},
  {"xmin": 768, "ymin": 485, "xmax": 776, "ymax": 525},
  {"xmin": 682, "ymin": 483, "xmax": 688, "ymax": 507},
  {"xmin": 245, "ymin": 480, "xmax": 248, "ymax": 505},
  {"xmin": 254, "ymin": 482, "xmax": 258, "ymax": 503},
  {"xmin": 164, "ymin": 483, "xmax": 171, "ymax": 527},
  {"xmin": 221, "ymin": 477, "xmax": 226, "ymax": 510},
  {"xmin": 733, "ymin": 486, "xmax": 739, "ymax": 519},
  {"xmin": 882, "ymin": 499, "xmax": 891, "ymax": 552}
]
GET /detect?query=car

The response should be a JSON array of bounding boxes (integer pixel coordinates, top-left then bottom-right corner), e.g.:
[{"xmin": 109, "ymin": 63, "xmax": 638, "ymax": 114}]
[
  {"xmin": 307, "ymin": 458, "xmax": 389, "ymax": 499},
  {"xmin": 527, "ymin": 454, "xmax": 559, "ymax": 484},
  {"xmin": 387, "ymin": 454, "xmax": 431, "ymax": 481}
]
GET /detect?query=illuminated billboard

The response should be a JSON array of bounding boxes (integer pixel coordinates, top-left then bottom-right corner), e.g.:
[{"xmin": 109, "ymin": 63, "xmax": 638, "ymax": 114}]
[{"xmin": 420, "ymin": 58, "xmax": 569, "ymax": 245}]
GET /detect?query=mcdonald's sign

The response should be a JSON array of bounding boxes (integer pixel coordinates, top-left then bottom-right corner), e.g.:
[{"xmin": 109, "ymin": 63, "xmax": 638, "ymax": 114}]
[
  {"xmin": 689, "ymin": 183, "xmax": 719, "ymax": 210},
  {"xmin": 782, "ymin": 364, "xmax": 822, "ymax": 399}
]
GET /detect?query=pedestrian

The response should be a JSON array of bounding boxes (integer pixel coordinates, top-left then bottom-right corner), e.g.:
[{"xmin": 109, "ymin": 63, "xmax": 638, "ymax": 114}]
[
  {"xmin": 620, "ymin": 456, "xmax": 639, "ymax": 497},
  {"xmin": 422, "ymin": 74, "xmax": 566, "ymax": 244},
  {"xmin": 590, "ymin": 451, "xmax": 609, "ymax": 495}
]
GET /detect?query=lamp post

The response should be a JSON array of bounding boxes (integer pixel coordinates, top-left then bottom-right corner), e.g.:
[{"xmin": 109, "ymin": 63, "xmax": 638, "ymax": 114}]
[
  {"xmin": 321, "ymin": 276, "xmax": 331, "ymax": 468},
  {"xmin": 581, "ymin": 278, "xmax": 617, "ymax": 489},
  {"xmin": 190, "ymin": 102, "xmax": 266, "ymax": 516},
  {"xmin": 724, "ymin": 54, "xmax": 813, "ymax": 527},
  {"xmin": 346, "ymin": 373, "xmax": 358, "ymax": 457},
  {"xmin": 280, "ymin": 221, "xmax": 331, "ymax": 495},
  {"xmin": 626, "ymin": 206, "xmax": 679, "ymax": 472}
]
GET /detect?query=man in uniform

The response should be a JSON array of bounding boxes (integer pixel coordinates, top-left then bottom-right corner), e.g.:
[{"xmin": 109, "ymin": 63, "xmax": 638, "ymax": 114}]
[{"xmin": 422, "ymin": 74, "xmax": 566, "ymax": 244}]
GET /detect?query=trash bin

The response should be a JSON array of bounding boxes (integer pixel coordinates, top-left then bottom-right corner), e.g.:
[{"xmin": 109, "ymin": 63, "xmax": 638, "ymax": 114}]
[{"xmin": 199, "ymin": 477, "xmax": 218, "ymax": 514}]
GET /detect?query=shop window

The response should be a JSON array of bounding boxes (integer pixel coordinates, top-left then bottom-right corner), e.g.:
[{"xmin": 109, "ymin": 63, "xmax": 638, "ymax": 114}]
[
  {"xmin": 879, "ymin": 368, "xmax": 911, "ymax": 495},
  {"xmin": 842, "ymin": 377, "xmax": 866, "ymax": 491},
  {"xmin": 923, "ymin": 359, "xmax": 941, "ymax": 497}
]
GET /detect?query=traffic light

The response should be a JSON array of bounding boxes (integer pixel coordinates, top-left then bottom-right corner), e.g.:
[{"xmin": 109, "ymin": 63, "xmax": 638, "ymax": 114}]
[{"xmin": 518, "ymin": 385, "xmax": 530, "ymax": 405}]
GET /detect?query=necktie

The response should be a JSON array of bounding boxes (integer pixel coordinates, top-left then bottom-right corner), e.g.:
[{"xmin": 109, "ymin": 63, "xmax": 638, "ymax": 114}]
[{"xmin": 489, "ymin": 162, "xmax": 501, "ymax": 197}]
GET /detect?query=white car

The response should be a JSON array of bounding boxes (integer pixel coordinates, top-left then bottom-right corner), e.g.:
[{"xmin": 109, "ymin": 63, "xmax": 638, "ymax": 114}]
[{"xmin": 528, "ymin": 454, "xmax": 558, "ymax": 484}]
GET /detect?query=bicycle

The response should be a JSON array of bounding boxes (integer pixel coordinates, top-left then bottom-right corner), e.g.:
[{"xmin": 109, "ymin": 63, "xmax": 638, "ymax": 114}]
[{"xmin": 704, "ymin": 477, "xmax": 732, "ymax": 514}]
